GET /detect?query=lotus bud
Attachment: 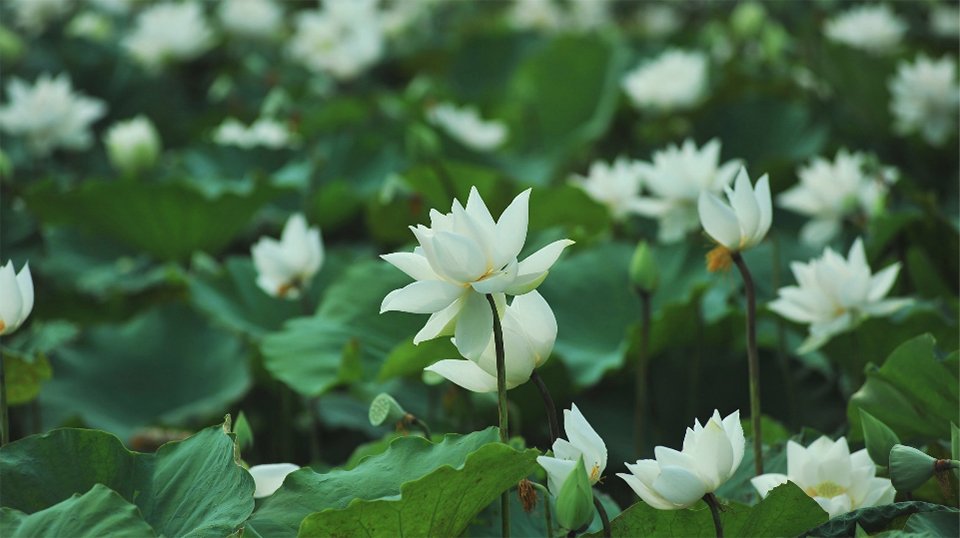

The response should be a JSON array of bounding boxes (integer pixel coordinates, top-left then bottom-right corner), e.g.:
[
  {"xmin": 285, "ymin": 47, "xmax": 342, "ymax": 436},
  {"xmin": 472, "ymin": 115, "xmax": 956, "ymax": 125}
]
[
  {"xmin": 368, "ymin": 393, "xmax": 408, "ymax": 427},
  {"xmin": 889, "ymin": 444, "xmax": 936, "ymax": 492},
  {"xmin": 555, "ymin": 456, "xmax": 595, "ymax": 532},
  {"xmin": 859, "ymin": 409, "xmax": 900, "ymax": 467},
  {"xmin": 629, "ymin": 241, "xmax": 659, "ymax": 293},
  {"xmin": 104, "ymin": 116, "xmax": 161, "ymax": 177}
]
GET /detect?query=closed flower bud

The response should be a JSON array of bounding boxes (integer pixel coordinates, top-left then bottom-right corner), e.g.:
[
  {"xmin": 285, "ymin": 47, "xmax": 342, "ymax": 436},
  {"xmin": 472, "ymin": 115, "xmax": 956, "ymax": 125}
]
[
  {"xmin": 859, "ymin": 409, "xmax": 900, "ymax": 468},
  {"xmin": 889, "ymin": 444, "xmax": 936, "ymax": 492},
  {"xmin": 555, "ymin": 457, "xmax": 595, "ymax": 531},
  {"xmin": 368, "ymin": 393, "xmax": 407, "ymax": 427},
  {"xmin": 629, "ymin": 241, "xmax": 659, "ymax": 293},
  {"xmin": 104, "ymin": 116, "xmax": 161, "ymax": 177}
]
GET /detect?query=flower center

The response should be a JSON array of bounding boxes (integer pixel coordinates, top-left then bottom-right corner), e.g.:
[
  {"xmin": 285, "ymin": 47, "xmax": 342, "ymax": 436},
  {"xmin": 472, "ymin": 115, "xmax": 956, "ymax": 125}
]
[
  {"xmin": 806, "ymin": 481, "xmax": 847, "ymax": 498},
  {"xmin": 706, "ymin": 245, "xmax": 733, "ymax": 272},
  {"xmin": 589, "ymin": 463, "xmax": 601, "ymax": 483}
]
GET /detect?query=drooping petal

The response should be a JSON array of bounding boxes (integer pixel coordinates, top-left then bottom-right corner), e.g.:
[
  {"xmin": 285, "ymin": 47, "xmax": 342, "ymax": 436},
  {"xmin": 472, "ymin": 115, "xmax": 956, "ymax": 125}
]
[
  {"xmin": 424, "ymin": 359, "xmax": 499, "ymax": 393},
  {"xmin": 618, "ymin": 471, "xmax": 678, "ymax": 510},
  {"xmin": 508, "ymin": 291, "xmax": 557, "ymax": 365},
  {"xmin": 494, "ymin": 189, "xmax": 531, "ymax": 268},
  {"xmin": 651, "ymin": 465, "xmax": 707, "ymax": 508},
  {"xmin": 537, "ymin": 455, "xmax": 577, "ymax": 496},
  {"xmin": 380, "ymin": 252, "xmax": 440, "ymax": 281},
  {"xmin": 413, "ymin": 297, "xmax": 465, "ymax": 344},
  {"xmin": 516, "ymin": 239, "xmax": 576, "ymax": 278},
  {"xmin": 698, "ymin": 191, "xmax": 741, "ymax": 250},
  {"xmin": 249, "ymin": 463, "xmax": 300, "ymax": 499},
  {"xmin": 453, "ymin": 291, "xmax": 493, "ymax": 360},
  {"xmin": 380, "ymin": 280, "xmax": 464, "ymax": 314}
]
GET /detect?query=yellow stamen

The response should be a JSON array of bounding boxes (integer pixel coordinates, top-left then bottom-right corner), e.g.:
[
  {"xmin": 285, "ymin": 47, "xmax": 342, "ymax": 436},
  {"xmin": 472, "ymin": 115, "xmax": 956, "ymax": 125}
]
[
  {"xmin": 589, "ymin": 463, "xmax": 601, "ymax": 483},
  {"xmin": 706, "ymin": 245, "xmax": 734, "ymax": 272},
  {"xmin": 805, "ymin": 481, "xmax": 846, "ymax": 498}
]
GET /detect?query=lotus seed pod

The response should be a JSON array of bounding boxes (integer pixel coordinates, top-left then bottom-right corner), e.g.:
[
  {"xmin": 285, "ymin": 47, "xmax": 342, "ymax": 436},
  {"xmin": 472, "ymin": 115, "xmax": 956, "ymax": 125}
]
[
  {"xmin": 368, "ymin": 393, "xmax": 407, "ymax": 427},
  {"xmin": 889, "ymin": 444, "xmax": 936, "ymax": 492}
]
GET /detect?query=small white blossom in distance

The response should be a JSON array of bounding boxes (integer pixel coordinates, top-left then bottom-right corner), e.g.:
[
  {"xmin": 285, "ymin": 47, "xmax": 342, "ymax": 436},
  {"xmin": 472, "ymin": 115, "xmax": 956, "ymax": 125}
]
[
  {"xmin": 124, "ymin": 2, "xmax": 215, "ymax": 70},
  {"xmin": 251, "ymin": 214, "xmax": 324, "ymax": 300},
  {"xmin": 698, "ymin": 167, "xmax": 772, "ymax": 254},
  {"xmin": 288, "ymin": 0, "xmax": 384, "ymax": 81},
  {"xmin": 427, "ymin": 103, "xmax": 508, "ymax": 152},
  {"xmin": 0, "ymin": 73, "xmax": 106, "ymax": 157},
  {"xmin": 888, "ymin": 55, "xmax": 960, "ymax": 146},
  {"xmin": 219, "ymin": 0, "xmax": 283, "ymax": 39},
  {"xmin": 104, "ymin": 116, "xmax": 162, "ymax": 176},
  {"xmin": 930, "ymin": 4, "xmax": 960, "ymax": 38},
  {"xmin": 570, "ymin": 157, "xmax": 646, "ymax": 221},
  {"xmin": 825, "ymin": 4, "xmax": 907, "ymax": 55},
  {"xmin": 537, "ymin": 404, "xmax": 608, "ymax": 494},
  {"xmin": 214, "ymin": 118, "xmax": 293, "ymax": 149},
  {"xmin": 622, "ymin": 49, "xmax": 708, "ymax": 112},
  {"xmin": 7, "ymin": 0, "xmax": 72, "ymax": 33}
]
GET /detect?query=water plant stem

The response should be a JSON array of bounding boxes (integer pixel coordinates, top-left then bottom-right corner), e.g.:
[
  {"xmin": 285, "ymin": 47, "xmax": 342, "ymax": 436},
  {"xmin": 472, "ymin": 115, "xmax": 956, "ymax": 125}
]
[
  {"xmin": 0, "ymin": 350, "xmax": 7, "ymax": 446},
  {"xmin": 703, "ymin": 493, "xmax": 724, "ymax": 538},
  {"xmin": 486, "ymin": 293, "xmax": 511, "ymax": 538},
  {"xmin": 732, "ymin": 252, "xmax": 763, "ymax": 475},
  {"xmin": 634, "ymin": 289, "xmax": 651, "ymax": 457},
  {"xmin": 593, "ymin": 496, "xmax": 611, "ymax": 538},
  {"xmin": 530, "ymin": 370, "xmax": 559, "ymax": 444}
]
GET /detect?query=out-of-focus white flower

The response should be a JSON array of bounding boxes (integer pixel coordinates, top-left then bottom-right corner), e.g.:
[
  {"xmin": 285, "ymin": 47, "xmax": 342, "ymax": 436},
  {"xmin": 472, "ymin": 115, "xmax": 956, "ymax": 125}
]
[
  {"xmin": 632, "ymin": 139, "xmax": 740, "ymax": 243},
  {"xmin": 379, "ymin": 0, "xmax": 433, "ymax": 38},
  {"xmin": 508, "ymin": 0, "xmax": 564, "ymax": 31},
  {"xmin": 0, "ymin": 74, "xmax": 106, "ymax": 157},
  {"xmin": 619, "ymin": 410, "xmax": 744, "ymax": 510},
  {"xmin": 219, "ymin": 0, "xmax": 283, "ymax": 39},
  {"xmin": 213, "ymin": 118, "xmax": 293, "ymax": 149},
  {"xmin": 380, "ymin": 187, "xmax": 573, "ymax": 359},
  {"xmin": 124, "ymin": 2, "xmax": 215, "ymax": 69},
  {"xmin": 251, "ymin": 214, "xmax": 324, "ymax": 299},
  {"xmin": 248, "ymin": 463, "xmax": 299, "ymax": 499},
  {"xmin": 566, "ymin": 0, "xmax": 612, "ymax": 31},
  {"xmin": 778, "ymin": 150, "xmax": 894, "ymax": 246},
  {"xmin": 67, "ymin": 11, "xmax": 113, "ymax": 42},
  {"xmin": 427, "ymin": 103, "xmax": 508, "ymax": 152},
  {"xmin": 769, "ymin": 238, "xmax": 912, "ymax": 353},
  {"xmin": 930, "ymin": 4, "xmax": 960, "ymax": 38},
  {"xmin": 698, "ymin": 167, "xmax": 772, "ymax": 252},
  {"xmin": 752, "ymin": 436, "xmax": 895, "ymax": 518},
  {"xmin": 635, "ymin": 4, "xmax": 681, "ymax": 39},
  {"xmin": 104, "ymin": 116, "xmax": 161, "ymax": 176},
  {"xmin": 288, "ymin": 0, "xmax": 383, "ymax": 81},
  {"xmin": 570, "ymin": 158, "xmax": 646, "ymax": 221},
  {"xmin": 8, "ymin": 0, "xmax": 72, "ymax": 33},
  {"xmin": 537, "ymin": 404, "xmax": 608, "ymax": 494},
  {"xmin": 0, "ymin": 260, "xmax": 34, "ymax": 336},
  {"xmin": 88, "ymin": 0, "xmax": 138, "ymax": 15},
  {"xmin": 825, "ymin": 4, "xmax": 906, "ymax": 54},
  {"xmin": 622, "ymin": 49, "xmax": 708, "ymax": 112},
  {"xmin": 425, "ymin": 290, "xmax": 556, "ymax": 392},
  {"xmin": 889, "ymin": 55, "xmax": 960, "ymax": 146}
]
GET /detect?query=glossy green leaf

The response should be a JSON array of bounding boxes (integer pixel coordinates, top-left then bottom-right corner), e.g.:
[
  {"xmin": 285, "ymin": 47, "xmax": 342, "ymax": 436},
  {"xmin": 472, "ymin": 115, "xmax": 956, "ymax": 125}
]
[
  {"xmin": 39, "ymin": 303, "xmax": 250, "ymax": 439},
  {"xmin": 0, "ymin": 484, "xmax": 155, "ymax": 538},
  {"xmin": 25, "ymin": 178, "xmax": 281, "ymax": 261},
  {"xmin": 378, "ymin": 338, "xmax": 460, "ymax": 381},
  {"xmin": 803, "ymin": 502, "xmax": 959, "ymax": 537},
  {"xmin": 260, "ymin": 260, "xmax": 420, "ymax": 397},
  {"xmin": 591, "ymin": 482, "xmax": 826, "ymax": 538},
  {"xmin": 0, "ymin": 423, "xmax": 255, "ymax": 537},
  {"xmin": 903, "ymin": 510, "xmax": 960, "ymax": 537},
  {"xmin": 297, "ymin": 439, "xmax": 539, "ymax": 537},
  {"xmin": 848, "ymin": 334, "xmax": 958, "ymax": 442}
]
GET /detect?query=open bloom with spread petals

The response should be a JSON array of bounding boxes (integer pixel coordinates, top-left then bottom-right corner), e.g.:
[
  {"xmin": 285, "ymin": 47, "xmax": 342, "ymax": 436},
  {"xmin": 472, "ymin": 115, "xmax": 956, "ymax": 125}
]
[
  {"xmin": 889, "ymin": 55, "xmax": 959, "ymax": 146},
  {"xmin": 124, "ymin": 2, "xmax": 215, "ymax": 69},
  {"xmin": 698, "ymin": 168, "xmax": 771, "ymax": 255},
  {"xmin": 0, "ymin": 74, "xmax": 106, "ymax": 157},
  {"xmin": 0, "ymin": 261, "xmax": 34, "ymax": 336},
  {"xmin": 634, "ymin": 139, "xmax": 740, "ymax": 243},
  {"xmin": 425, "ymin": 290, "xmax": 556, "ymax": 392},
  {"xmin": 380, "ymin": 187, "xmax": 573, "ymax": 359},
  {"xmin": 219, "ymin": 0, "xmax": 283, "ymax": 39},
  {"xmin": 618, "ymin": 410, "xmax": 744, "ymax": 510},
  {"xmin": 825, "ymin": 4, "xmax": 906, "ymax": 55},
  {"xmin": 752, "ymin": 436, "xmax": 894, "ymax": 518},
  {"xmin": 570, "ymin": 157, "xmax": 645, "ymax": 221},
  {"xmin": 768, "ymin": 238, "xmax": 911, "ymax": 353},
  {"xmin": 251, "ymin": 214, "xmax": 324, "ymax": 300},
  {"xmin": 288, "ymin": 0, "xmax": 383, "ymax": 80},
  {"xmin": 427, "ymin": 103, "xmax": 508, "ymax": 151},
  {"xmin": 621, "ymin": 49, "xmax": 708, "ymax": 112},
  {"xmin": 778, "ymin": 150, "xmax": 895, "ymax": 246},
  {"xmin": 248, "ymin": 463, "xmax": 299, "ymax": 499},
  {"xmin": 537, "ymin": 404, "xmax": 607, "ymax": 495}
]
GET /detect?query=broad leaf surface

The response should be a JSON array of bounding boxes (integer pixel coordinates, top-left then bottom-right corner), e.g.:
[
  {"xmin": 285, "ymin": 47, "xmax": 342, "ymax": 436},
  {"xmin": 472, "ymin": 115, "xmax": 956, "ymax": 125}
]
[
  {"xmin": 0, "ymin": 484, "xmax": 155, "ymax": 538},
  {"xmin": 803, "ymin": 501, "xmax": 960, "ymax": 537}
]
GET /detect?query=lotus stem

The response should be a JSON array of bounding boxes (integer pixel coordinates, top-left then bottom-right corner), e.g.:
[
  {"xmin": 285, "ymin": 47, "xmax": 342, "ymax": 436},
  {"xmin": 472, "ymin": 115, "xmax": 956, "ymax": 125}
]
[
  {"xmin": 732, "ymin": 253, "xmax": 763, "ymax": 475},
  {"xmin": 703, "ymin": 493, "xmax": 724, "ymax": 538},
  {"xmin": 530, "ymin": 370, "xmax": 559, "ymax": 444},
  {"xmin": 486, "ymin": 293, "xmax": 510, "ymax": 538},
  {"xmin": 1, "ymin": 348, "xmax": 8, "ymax": 446},
  {"xmin": 634, "ymin": 289, "xmax": 651, "ymax": 457},
  {"xmin": 593, "ymin": 495, "xmax": 611, "ymax": 538},
  {"xmin": 404, "ymin": 413, "xmax": 432, "ymax": 438},
  {"xmin": 530, "ymin": 481, "xmax": 554, "ymax": 538}
]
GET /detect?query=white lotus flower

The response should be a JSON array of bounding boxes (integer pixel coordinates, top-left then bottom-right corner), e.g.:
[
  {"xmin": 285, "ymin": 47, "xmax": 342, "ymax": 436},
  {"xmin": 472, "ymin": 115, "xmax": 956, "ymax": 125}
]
[
  {"xmin": 380, "ymin": 187, "xmax": 573, "ymax": 360},
  {"xmin": 0, "ymin": 261, "xmax": 34, "ymax": 336},
  {"xmin": 425, "ymin": 290, "xmax": 556, "ymax": 392},
  {"xmin": 124, "ymin": 2, "xmax": 215, "ymax": 69},
  {"xmin": 67, "ymin": 11, "xmax": 114, "ymax": 42},
  {"xmin": 570, "ymin": 158, "xmax": 646, "ymax": 221},
  {"xmin": 104, "ymin": 116, "xmax": 161, "ymax": 176},
  {"xmin": 636, "ymin": 4, "xmax": 681, "ymax": 39},
  {"xmin": 248, "ymin": 463, "xmax": 299, "ymax": 499},
  {"xmin": 618, "ymin": 410, "xmax": 744, "ymax": 510},
  {"xmin": 8, "ymin": 0, "xmax": 71, "ymax": 33},
  {"xmin": 698, "ymin": 168, "xmax": 772, "ymax": 252},
  {"xmin": 508, "ymin": 0, "xmax": 564, "ymax": 31},
  {"xmin": 288, "ymin": 0, "xmax": 384, "ymax": 81},
  {"xmin": 778, "ymin": 150, "xmax": 894, "ymax": 246},
  {"xmin": 0, "ymin": 74, "xmax": 106, "ymax": 157},
  {"xmin": 622, "ymin": 49, "xmax": 708, "ymax": 112},
  {"xmin": 251, "ymin": 214, "xmax": 324, "ymax": 300},
  {"xmin": 930, "ymin": 4, "xmax": 960, "ymax": 38},
  {"xmin": 427, "ymin": 103, "xmax": 508, "ymax": 152},
  {"xmin": 825, "ymin": 4, "xmax": 906, "ymax": 55},
  {"xmin": 219, "ymin": 0, "xmax": 283, "ymax": 39},
  {"xmin": 214, "ymin": 118, "xmax": 293, "ymax": 149},
  {"xmin": 537, "ymin": 404, "xmax": 607, "ymax": 494},
  {"xmin": 633, "ymin": 139, "xmax": 740, "ymax": 243},
  {"xmin": 752, "ymin": 436, "xmax": 895, "ymax": 518},
  {"xmin": 769, "ymin": 238, "xmax": 911, "ymax": 353},
  {"xmin": 889, "ymin": 55, "xmax": 960, "ymax": 146}
]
